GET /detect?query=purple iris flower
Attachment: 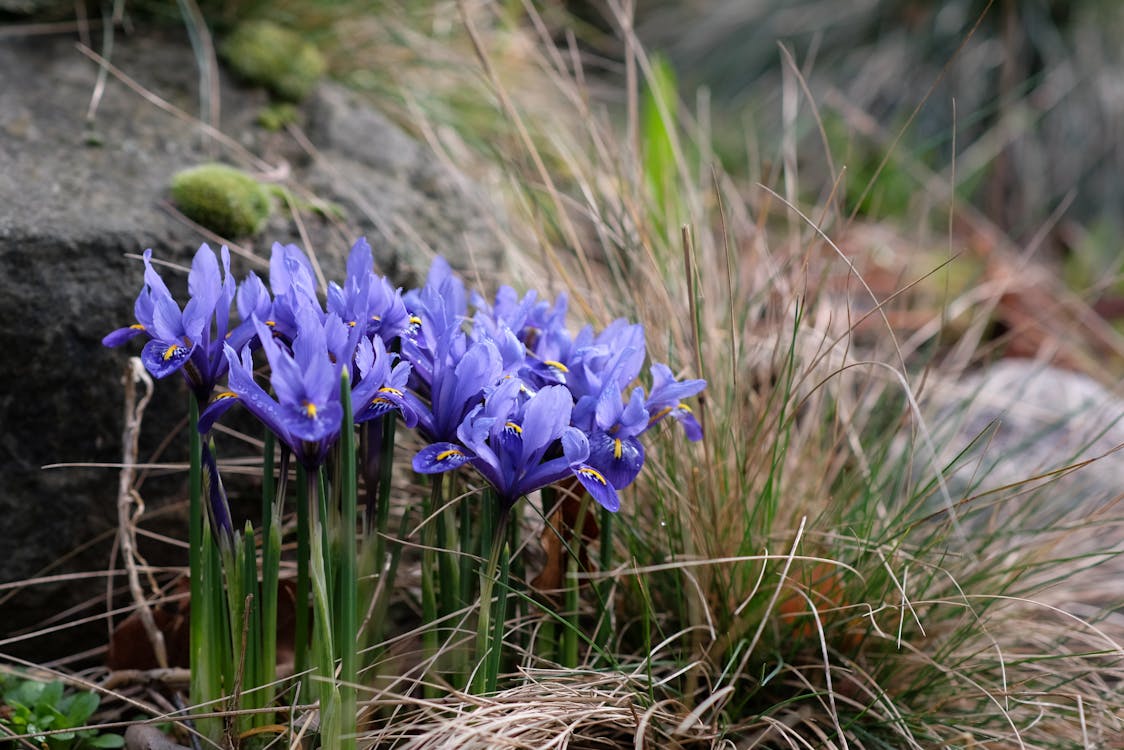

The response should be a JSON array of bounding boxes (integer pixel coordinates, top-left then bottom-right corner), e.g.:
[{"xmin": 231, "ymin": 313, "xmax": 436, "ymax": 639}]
[
  {"xmin": 200, "ymin": 301, "xmax": 353, "ymax": 467},
  {"xmin": 351, "ymin": 334, "xmax": 419, "ymax": 428},
  {"xmin": 412, "ymin": 332, "xmax": 505, "ymax": 443},
  {"xmin": 103, "ymin": 245, "xmax": 236, "ymax": 404},
  {"xmin": 400, "ymin": 257, "xmax": 467, "ymax": 390},
  {"xmin": 327, "ymin": 238, "xmax": 412, "ymax": 342},
  {"xmin": 413, "ymin": 381, "xmax": 620, "ymax": 512},
  {"xmin": 226, "ymin": 270, "xmax": 271, "ymax": 352},
  {"xmin": 645, "ymin": 363, "xmax": 706, "ymax": 441},
  {"xmin": 264, "ymin": 242, "xmax": 322, "ymax": 344},
  {"xmin": 470, "ymin": 285, "xmax": 539, "ymax": 343},
  {"xmin": 584, "ymin": 382, "xmax": 649, "ymax": 490},
  {"xmin": 559, "ymin": 319, "xmax": 647, "ymax": 406}
]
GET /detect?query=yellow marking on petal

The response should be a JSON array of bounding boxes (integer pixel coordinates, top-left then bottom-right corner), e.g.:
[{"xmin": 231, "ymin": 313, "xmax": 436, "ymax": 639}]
[
  {"xmin": 347, "ymin": 320, "xmax": 357, "ymax": 327},
  {"xmin": 129, "ymin": 323, "xmax": 146, "ymax": 331},
  {"xmin": 578, "ymin": 467, "xmax": 608, "ymax": 485},
  {"xmin": 378, "ymin": 387, "xmax": 403, "ymax": 397},
  {"xmin": 372, "ymin": 397, "xmax": 393, "ymax": 406},
  {"xmin": 505, "ymin": 421, "xmax": 522, "ymax": 434},
  {"xmin": 409, "ymin": 315, "xmax": 422, "ymax": 326},
  {"xmin": 436, "ymin": 449, "xmax": 464, "ymax": 462},
  {"xmin": 371, "ymin": 314, "xmax": 382, "ymax": 321},
  {"xmin": 265, "ymin": 320, "xmax": 277, "ymax": 327},
  {"xmin": 648, "ymin": 406, "xmax": 674, "ymax": 425},
  {"xmin": 303, "ymin": 401, "xmax": 318, "ymax": 418},
  {"xmin": 613, "ymin": 438, "xmax": 623, "ymax": 460},
  {"xmin": 215, "ymin": 391, "xmax": 237, "ymax": 401},
  {"xmin": 543, "ymin": 360, "xmax": 569, "ymax": 373},
  {"xmin": 162, "ymin": 343, "xmax": 180, "ymax": 361},
  {"xmin": 679, "ymin": 404, "xmax": 693, "ymax": 413}
]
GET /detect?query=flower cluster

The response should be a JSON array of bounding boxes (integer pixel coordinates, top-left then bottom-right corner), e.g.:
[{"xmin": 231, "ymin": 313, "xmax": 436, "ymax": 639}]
[{"xmin": 105, "ymin": 240, "xmax": 706, "ymax": 511}]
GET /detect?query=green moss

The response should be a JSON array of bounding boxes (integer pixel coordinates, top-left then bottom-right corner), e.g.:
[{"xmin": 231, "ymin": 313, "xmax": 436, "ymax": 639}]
[
  {"xmin": 257, "ymin": 102, "xmax": 299, "ymax": 132},
  {"xmin": 220, "ymin": 20, "xmax": 326, "ymax": 102},
  {"xmin": 170, "ymin": 164, "xmax": 272, "ymax": 237}
]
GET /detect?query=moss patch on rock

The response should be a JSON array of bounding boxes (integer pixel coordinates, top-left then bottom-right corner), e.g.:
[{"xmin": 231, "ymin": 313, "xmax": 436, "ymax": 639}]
[
  {"xmin": 170, "ymin": 163, "xmax": 272, "ymax": 237},
  {"xmin": 220, "ymin": 20, "xmax": 326, "ymax": 102}
]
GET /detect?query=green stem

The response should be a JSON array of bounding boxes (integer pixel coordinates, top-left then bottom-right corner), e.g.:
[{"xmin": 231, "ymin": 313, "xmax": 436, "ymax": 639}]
[
  {"xmin": 561, "ymin": 496, "xmax": 592, "ymax": 670},
  {"xmin": 472, "ymin": 500, "xmax": 510, "ymax": 695},
  {"xmin": 594, "ymin": 506, "xmax": 614, "ymax": 654},
  {"xmin": 562, "ymin": 554, "xmax": 580, "ymax": 669},
  {"xmin": 420, "ymin": 475, "xmax": 441, "ymax": 699},
  {"xmin": 339, "ymin": 370, "xmax": 358, "ymax": 750},
  {"xmin": 187, "ymin": 399, "xmax": 221, "ymax": 743},
  {"xmin": 188, "ymin": 397, "xmax": 203, "ymax": 701},
  {"xmin": 259, "ymin": 442, "xmax": 285, "ymax": 726},
  {"xmin": 309, "ymin": 469, "xmax": 340, "ymax": 749},
  {"xmin": 295, "ymin": 464, "xmax": 311, "ymax": 688},
  {"xmin": 239, "ymin": 521, "xmax": 260, "ymax": 736}
]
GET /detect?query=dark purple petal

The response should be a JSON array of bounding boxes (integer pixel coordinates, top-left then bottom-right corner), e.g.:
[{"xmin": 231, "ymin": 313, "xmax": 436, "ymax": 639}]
[
  {"xmin": 198, "ymin": 390, "xmax": 241, "ymax": 433},
  {"xmin": 572, "ymin": 464, "xmax": 620, "ymax": 512},
  {"xmin": 413, "ymin": 442, "xmax": 471, "ymax": 474},
  {"xmin": 102, "ymin": 324, "xmax": 148, "ymax": 347},
  {"xmin": 140, "ymin": 338, "xmax": 193, "ymax": 379},
  {"xmin": 588, "ymin": 431, "xmax": 644, "ymax": 489},
  {"xmin": 200, "ymin": 441, "xmax": 234, "ymax": 549}
]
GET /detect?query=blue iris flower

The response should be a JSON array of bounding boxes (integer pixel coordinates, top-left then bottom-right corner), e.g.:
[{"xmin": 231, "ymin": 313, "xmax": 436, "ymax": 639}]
[
  {"xmin": 413, "ymin": 332, "xmax": 505, "ymax": 442},
  {"xmin": 401, "ymin": 256, "xmax": 467, "ymax": 391},
  {"xmin": 351, "ymin": 334, "xmax": 419, "ymax": 428},
  {"xmin": 645, "ymin": 363, "xmax": 706, "ymax": 441},
  {"xmin": 103, "ymin": 244, "xmax": 236, "ymax": 404},
  {"xmin": 201, "ymin": 301, "xmax": 352, "ymax": 467},
  {"xmin": 413, "ymin": 380, "xmax": 620, "ymax": 511},
  {"xmin": 327, "ymin": 238, "xmax": 411, "ymax": 341},
  {"xmin": 225, "ymin": 270, "xmax": 271, "ymax": 352},
  {"xmin": 264, "ymin": 242, "xmax": 322, "ymax": 344}
]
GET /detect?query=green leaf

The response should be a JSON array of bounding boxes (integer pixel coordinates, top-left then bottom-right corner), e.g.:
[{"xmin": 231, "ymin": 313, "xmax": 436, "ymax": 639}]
[
  {"xmin": 88, "ymin": 733, "xmax": 127, "ymax": 748},
  {"xmin": 65, "ymin": 691, "xmax": 99, "ymax": 726},
  {"xmin": 38, "ymin": 681, "xmax": 64, "ymax": 711}
]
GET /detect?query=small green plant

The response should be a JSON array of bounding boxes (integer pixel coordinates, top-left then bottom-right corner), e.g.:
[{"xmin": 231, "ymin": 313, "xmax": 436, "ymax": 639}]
[
  {"xmin": 170, "ymin": 163, "xmax": 272, "ymax": 238},
  {"xmin": 256, "ymin": 102, "xmax": 299, "ymax": 132},
  {"xmin": 0, "ymin": 677, "xmax": 124, "ymax": 750},
  {"xmin": 220, "ymin": 20, "xmax": 326, "ymax": 102}
]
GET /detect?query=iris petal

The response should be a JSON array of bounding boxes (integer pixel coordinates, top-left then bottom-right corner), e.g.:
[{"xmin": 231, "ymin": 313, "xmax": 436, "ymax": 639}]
[
  {"xmin": 141, "ymin": 338, "xmax": 193, "ymax": 379},
  {"xmin": 572, "ymin": 464, "xmax": 620, "ymax": 512},
  {"xmin": 589, "ymin": 431, "xmax": 644, "ymax": 489},
  {"xmin": 413, "ymin": 442, "xmax": 471, "ymax": 474}
]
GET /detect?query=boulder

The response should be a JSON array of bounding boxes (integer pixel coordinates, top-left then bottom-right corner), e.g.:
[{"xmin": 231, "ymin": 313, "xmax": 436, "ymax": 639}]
[
  {"xmin": 918, "ymin": 359, "xmax": 1124, "ymax": 539},
  {"xmin": 0, "ymin": 25, "xmax": 500, "ymax": 658}
]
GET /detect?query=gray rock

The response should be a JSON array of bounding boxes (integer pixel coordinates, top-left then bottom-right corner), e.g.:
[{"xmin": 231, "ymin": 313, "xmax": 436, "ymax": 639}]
[
  {"xmin": 918, "ymin": 359, "xmax": 1124, "ymax": 534},
  {"xmin": 0, "ymin": 27, "xmax": 500, "ymax": 657}
]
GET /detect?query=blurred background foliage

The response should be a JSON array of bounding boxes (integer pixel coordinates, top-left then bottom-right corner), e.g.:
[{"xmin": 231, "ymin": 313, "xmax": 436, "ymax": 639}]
[
  {"xmin": 627, "ymin": 0, "xmax": 1123, "ymax": 235},
  {"xmin": 5, "ymin": 0, "xmax": 1122, "ymax": 308}
]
